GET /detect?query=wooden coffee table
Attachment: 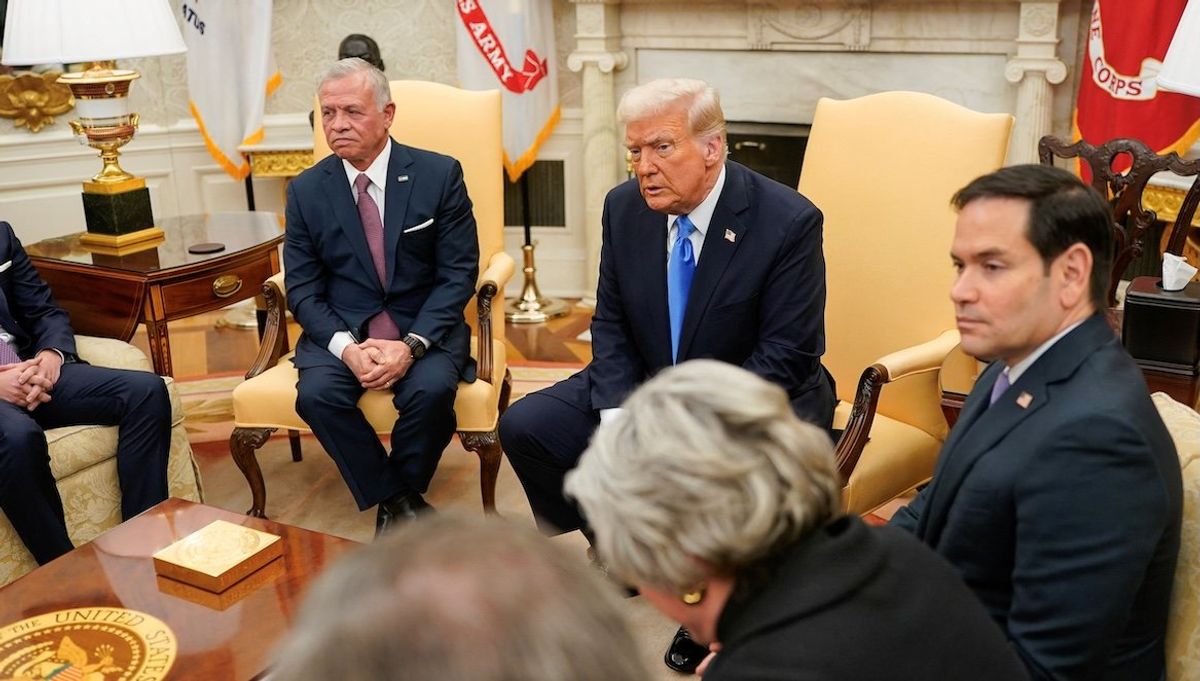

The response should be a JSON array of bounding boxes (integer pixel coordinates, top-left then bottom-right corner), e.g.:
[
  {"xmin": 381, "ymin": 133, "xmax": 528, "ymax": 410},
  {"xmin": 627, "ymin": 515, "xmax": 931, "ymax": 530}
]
[{"xmin": 0, "ymin": 498, "xmax": 358, "ymax": 680}]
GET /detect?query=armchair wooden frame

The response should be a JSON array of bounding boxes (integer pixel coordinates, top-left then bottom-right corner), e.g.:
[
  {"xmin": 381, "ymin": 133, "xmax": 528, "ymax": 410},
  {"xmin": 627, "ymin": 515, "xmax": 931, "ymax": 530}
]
[
  {"xmin": 1038, "ymin": 135, "xmax": 1200, "ymax": 305},
  {"xmin": 230, "ymin": 273, "xmax": 511, "ymax": 517}
]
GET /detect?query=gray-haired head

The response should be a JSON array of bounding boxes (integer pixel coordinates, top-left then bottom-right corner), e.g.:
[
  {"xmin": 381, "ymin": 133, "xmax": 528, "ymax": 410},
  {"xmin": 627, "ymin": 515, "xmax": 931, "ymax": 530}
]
[
  {"xmin": 270, "ymin": 513, "xmax": 648, "ymax": 681},
  {"xmin": 617, "ymin": 78, "xmax": 727, "ymax": 151},
  {"xmin": 565, "ymin": 360, "xmax": 841, "ymax": 593},
  {"xmin": 319, "ymin": 57, "xmax": 392, "ymax": 111}
]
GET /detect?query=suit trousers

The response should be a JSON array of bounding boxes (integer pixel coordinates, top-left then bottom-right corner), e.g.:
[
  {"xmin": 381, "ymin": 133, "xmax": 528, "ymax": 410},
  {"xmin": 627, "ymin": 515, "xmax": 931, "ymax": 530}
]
[
  {"xmin": 0, "ymin": 363, "xmax": 170, "ymax": 564},
  {"xmin": 295, "ymin": 350, "xmax": 459, "ymax": 510},
  {"xmin": 499, "ymin": 389, "xmax": 600, "ymax": 534}
]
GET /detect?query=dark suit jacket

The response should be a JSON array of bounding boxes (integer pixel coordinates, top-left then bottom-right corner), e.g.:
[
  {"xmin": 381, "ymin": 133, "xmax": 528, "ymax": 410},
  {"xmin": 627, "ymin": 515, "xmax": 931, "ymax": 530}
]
[
  {"xmin": 705, "ymin": 515, "xmax": 1028, "ymax": 681},
  {"xmin": 0, "ymin": 222, "xmax": 75, "ymax": 360},
  {"xmin": 891, "ymin": 314, "xmax": 1182, "ymax": 681},
  {"xmin": 548, "ymin": 160, "xmax": 834, "ymax": 425},
  {"xmin": 284, "ymin": 139, "xmax": 479, "ymax": 379}
]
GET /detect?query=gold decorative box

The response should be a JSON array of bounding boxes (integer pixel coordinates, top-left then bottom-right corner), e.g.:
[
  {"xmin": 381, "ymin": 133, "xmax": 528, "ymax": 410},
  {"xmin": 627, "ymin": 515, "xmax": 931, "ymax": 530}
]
[{"xmin": 152, "ymin": 520, "xmax": 282, "ymax": 593}]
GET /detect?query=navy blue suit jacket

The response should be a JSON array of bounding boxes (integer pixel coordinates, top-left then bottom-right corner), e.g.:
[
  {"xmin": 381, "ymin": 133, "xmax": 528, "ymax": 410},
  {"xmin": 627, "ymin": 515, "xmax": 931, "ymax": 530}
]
[
  {"xmin": 0, "ymin": 222, "xmax": 75, "ymax": 360},
  {"xmin": 892, "ymin": 314, "xmax": 1182, "ymax": 681},
  {"xmin": 548, "ymin": 160, "xmax": 834, "ymax": 426},
  {"xmin": 284, "ymin": 140, "xmax": 479, "ymax": 380}
]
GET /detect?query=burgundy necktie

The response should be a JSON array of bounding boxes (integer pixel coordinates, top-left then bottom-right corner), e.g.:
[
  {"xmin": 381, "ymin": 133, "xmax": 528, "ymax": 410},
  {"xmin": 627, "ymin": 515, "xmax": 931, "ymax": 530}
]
[{"xmin": 355, "ymin": 173, "xmax": 401, "ymax": 340}]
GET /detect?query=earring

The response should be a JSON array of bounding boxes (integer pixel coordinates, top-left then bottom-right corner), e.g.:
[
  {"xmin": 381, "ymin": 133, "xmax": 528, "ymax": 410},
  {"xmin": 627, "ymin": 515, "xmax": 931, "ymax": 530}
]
[{"xmin": 680, "ymin": 586, "xmax": 706, "ymax": 605}]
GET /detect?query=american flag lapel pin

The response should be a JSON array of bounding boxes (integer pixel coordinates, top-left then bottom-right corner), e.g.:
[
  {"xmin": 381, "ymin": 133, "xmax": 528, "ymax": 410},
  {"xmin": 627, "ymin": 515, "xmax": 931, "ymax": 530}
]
[
  {"xmin": 724, "ymin": 228, "xmax": 736, "ymax": 243},
  {"xmin": 1016, "ymin": 391, "xmax": 1033, "ymax": 408},
  {"xmin": 397, "ymin": 174, "xmax": 410, "ymax": 183}
]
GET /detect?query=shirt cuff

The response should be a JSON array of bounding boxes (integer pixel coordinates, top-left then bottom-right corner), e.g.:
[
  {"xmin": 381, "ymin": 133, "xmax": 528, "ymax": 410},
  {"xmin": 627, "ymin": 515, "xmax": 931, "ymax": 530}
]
[
  {"xmin": 408, "ymin": 333, "xmax": 430, "ymax": 349},
  {"xmin": 328, "ymin": 331, "xmax": 356, "ymax": 361},
  {"xmin": 599, "ymin": 408, "xmax": 624, "ymax": 425}
]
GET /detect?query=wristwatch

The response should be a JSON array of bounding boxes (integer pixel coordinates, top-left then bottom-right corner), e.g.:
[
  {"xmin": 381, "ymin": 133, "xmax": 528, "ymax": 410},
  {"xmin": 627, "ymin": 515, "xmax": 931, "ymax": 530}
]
[{"xmin": 402, "ymin": 334, "xmax": 426, "ymax": 360}]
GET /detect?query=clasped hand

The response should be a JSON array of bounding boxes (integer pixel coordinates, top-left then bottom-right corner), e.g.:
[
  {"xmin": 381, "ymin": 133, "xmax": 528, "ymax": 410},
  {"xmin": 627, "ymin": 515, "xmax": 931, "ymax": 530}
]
[
  {"xmin": 0, "ymin": 350, "xmax": 63, "ymax": 410},
  {"xmin": 343, "ymin": 339, "xmax": 413, "ymax": 390}
]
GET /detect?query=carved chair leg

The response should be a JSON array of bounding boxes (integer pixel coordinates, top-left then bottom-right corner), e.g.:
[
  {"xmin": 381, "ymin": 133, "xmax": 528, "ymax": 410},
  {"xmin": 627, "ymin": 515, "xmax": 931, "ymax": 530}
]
[
  {"xmin": 288, "ymin": 429, "xmax": 303, "ymax": 462},
  {"xmin": 230, "ymin": 426, "xmax": 276, "ymax": 518},
  {"xmin": 498, "ymin": 368, "xmax": 513, "ymax": 415},
  {"xmin": 459, "ymin": 429, "xmax": 503, "ymax": 515}
]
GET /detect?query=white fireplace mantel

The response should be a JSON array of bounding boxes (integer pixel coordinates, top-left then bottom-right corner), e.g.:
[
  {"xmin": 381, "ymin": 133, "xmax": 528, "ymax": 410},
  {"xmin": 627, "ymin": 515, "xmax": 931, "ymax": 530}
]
[{"xmin": 567, "ymin": 0, "xmax": 1085, "ymax": 299}]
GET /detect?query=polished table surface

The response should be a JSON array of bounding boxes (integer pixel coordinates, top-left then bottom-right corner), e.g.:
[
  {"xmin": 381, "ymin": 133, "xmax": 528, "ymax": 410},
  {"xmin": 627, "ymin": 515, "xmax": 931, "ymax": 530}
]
[
  {"xmin": 26, "ymin": 212, "xmax": 284, "ymax": 375},
  {"xmin": 0, "ymin": 499, "xmax": 359, "ymax": 680}
]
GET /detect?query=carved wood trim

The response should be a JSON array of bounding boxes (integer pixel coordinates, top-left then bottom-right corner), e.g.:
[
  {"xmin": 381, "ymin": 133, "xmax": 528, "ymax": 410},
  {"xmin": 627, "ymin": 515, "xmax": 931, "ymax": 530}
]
[
  {"xmin": 245, "ymin": 279, "xmax": 288, "ymax": 379},
  {"xmin": 835, "ymin": 362, "xmax": 887, "ymax": 483},
  {"xmin": 230, "ymin": 426, "xmax": 276, "ymax": 517},
  {"xmin": 476, "ymin": 280, "xmax": 499, "ymax": 384},
  {"xmin": 1038, "ymin": 135, "xmax": 1200, "ymax": 304}
]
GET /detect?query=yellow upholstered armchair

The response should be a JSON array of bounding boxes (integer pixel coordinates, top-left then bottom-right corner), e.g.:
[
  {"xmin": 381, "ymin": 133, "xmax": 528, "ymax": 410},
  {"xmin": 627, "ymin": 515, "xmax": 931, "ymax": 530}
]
[
  {"xmin": 1153, "ymin": 392, "xmax": 1200, "ymax": 680},
  {"xmin": 797, "ymin": 91, "xmax": 1012, "ymax": 515},
  {"xmin": 0, "ymin": 335, "xmax": 203, "ymax": 586},
  {"xmin": 230, "ymin": 81, "xmax": 515, "ymax": 516}
]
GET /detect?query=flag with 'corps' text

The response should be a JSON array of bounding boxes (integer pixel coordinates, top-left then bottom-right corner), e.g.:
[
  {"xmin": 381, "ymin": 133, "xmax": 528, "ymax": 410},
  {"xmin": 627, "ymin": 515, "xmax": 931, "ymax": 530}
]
[
  {"xmin": 455, "ymin": 0, "xmax": 560, "ymax": 182},
  {"xmin": 180, "ymin": 0, "xmax": 280, "ymax": 180},
  {"xmin": 1074, "ymin": 0, "xmax": 1200, "ymax": 178}
]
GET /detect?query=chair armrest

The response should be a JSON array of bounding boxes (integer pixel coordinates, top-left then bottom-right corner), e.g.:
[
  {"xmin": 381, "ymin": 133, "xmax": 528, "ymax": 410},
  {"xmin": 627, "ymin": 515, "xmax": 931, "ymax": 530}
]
[
  {"xmin": 478, "ymin": 250, "xmax": 516, "ymax": 291},
  {"xmin": 835, "ymin": 329, "xmax": 960, "ymax": 481},
  {"xmin": 474, "ymin": 251, "xmax": 516, "ymax": 384},
  {"xmin": 244, "ymin": 278, "xmax": 289, "ymax": 380},
  {"xmin": 75, "ymin": 335, "xmax": 153, "ymax": 372}
]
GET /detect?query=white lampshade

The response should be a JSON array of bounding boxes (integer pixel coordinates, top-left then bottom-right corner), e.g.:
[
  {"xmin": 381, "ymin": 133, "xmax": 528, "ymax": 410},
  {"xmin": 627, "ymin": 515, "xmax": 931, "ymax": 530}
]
[
  {"xmin": 1, "ymin": 0, "xmax": 186, "ymax": 66},
  {"xmin": 1161, "ymin": 0, "xmax": 1200, "ymax": 98}
]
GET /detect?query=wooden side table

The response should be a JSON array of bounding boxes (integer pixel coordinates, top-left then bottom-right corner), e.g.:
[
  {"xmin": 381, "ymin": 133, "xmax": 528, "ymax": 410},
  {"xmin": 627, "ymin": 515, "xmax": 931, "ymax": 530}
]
[{"xmin": 26, "ymin": 212, "xmax": 284, "ymax": 376}]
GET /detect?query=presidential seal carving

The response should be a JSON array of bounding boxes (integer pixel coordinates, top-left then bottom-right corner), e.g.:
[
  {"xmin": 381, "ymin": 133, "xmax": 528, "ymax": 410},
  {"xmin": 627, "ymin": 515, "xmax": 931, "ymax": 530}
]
[{"xmin": 0, "ymin": 608, "xmax": 176, "ymax": 680}]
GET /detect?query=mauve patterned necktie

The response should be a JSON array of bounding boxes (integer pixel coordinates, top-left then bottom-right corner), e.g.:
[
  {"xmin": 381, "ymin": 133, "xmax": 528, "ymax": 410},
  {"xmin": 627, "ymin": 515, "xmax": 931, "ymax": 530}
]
[
  {"xmin": 355, "ymin": 173, "xmax": 401, "ymax": 340},
  {"xmin": 989, "ymin": 370, "xmax": 1011, "ymax": 406},
  {"xmin": 0, "ymin": 333, "xmax": 19, "ymax": 365}
]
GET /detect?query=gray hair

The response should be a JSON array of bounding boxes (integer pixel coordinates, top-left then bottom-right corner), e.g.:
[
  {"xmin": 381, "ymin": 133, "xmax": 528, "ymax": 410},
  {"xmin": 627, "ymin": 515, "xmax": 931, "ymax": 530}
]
[
  {"xmin": 270, "ymin": 513, "xmax": 648, "ymax": 681},
  {"xmin": 617, "ymin": 78, "xmax": 726, "ymax": 145},
  {"xmin": 319, "ymin": 57, "xmax": 392, "ymax": 111},
  {"xmin": 564, "ymin": 360, "xmax": 841, "ymax": 593}
]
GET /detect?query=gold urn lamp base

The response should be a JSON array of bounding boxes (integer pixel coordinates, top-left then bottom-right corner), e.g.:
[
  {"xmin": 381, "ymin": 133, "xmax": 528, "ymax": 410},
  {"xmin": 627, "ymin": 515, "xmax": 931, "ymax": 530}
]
[
  {"xmin": 60, "ymin": 65, "xmax": 161, "ymax": 251},
  {"xmin": 505, "ymin": 243, "xmax": 571, "ymax": 323}
]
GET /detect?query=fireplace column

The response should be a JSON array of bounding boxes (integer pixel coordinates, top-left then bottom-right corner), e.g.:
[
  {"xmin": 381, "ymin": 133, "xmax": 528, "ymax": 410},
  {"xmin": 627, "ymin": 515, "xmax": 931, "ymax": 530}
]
[
  {"xmin": 1005, "ymin": 1, "xmax": 1068, "ymax": 164},
  {"xmin": 568, "ymin": 0, "xmax": 627, "ymax": 307}
]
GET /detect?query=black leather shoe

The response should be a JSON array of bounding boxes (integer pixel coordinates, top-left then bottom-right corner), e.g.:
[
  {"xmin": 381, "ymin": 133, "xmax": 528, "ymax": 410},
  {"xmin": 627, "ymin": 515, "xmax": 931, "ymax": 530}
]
[
  {"xmin": 375, "ymin": 491, "xmax": 433, "ymax": 537},
  {"xmin": 664, "ymin": 626, "xmax": 709, "ymax": 674}
]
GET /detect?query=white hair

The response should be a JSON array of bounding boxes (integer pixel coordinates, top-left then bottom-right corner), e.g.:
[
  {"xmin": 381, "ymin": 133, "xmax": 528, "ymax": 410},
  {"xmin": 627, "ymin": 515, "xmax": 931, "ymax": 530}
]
[
  {"xmin": 319, "ymin": 57, "xmax": 391, "ymax": 111},
  {"xmin": 564, "ymin": 360, "xmax": 841, "ymax": 592}
]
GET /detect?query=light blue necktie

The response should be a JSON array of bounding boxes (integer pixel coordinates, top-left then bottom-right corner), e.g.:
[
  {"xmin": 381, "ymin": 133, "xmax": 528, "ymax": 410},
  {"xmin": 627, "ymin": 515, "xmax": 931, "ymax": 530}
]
[{"xmin": 668, "ymin": 215, "xmax": 697, "ymax": 363}]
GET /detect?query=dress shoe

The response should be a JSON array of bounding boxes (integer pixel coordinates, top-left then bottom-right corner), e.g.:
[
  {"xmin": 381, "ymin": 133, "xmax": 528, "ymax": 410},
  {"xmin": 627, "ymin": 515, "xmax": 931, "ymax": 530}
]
[
  {"xmin": 664, "ymin": 626, "xmax": 709, "ymax": 674},
  {"xmin": 375, "ymin": 491, "xmax": 433, "ymax": 537}
]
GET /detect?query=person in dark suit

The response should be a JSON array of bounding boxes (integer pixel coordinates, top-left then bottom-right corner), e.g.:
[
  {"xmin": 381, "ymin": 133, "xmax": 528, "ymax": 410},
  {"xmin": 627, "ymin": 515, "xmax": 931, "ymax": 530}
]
[
  {"xmin": 0, "ymin": 220, "xmax": 170, "ymax": 565},
  {"xmin": 499, "ymin": 77, "xmax": 835, "ymax": 537},
  {"xmin": 284, "ymin": 58, "xmax": 478, "ymax": 535},
  {"xmin": 891, "ymin": 164, "xmax": 1183, "ymax": 681},
  {"xmin": 565, "ymin": 361, "xmax": 1027, "ymax": 681}
]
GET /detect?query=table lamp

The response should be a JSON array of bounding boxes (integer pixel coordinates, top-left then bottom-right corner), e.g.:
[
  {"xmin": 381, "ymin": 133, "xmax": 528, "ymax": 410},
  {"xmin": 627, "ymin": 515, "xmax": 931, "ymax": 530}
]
[
  {"xmin": 1161, "ymin": 0, "xmax": 1200, "ymax": 98},
  {"xmin": 1, "ymin": 0, "xmax": 186, "ymax": 251}
]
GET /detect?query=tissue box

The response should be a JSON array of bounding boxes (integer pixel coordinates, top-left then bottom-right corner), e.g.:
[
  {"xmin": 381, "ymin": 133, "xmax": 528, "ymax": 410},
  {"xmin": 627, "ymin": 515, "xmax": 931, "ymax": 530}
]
[{"xmin": 1122, "ymin": 276, "xmax": 1200, "ymax": 375}]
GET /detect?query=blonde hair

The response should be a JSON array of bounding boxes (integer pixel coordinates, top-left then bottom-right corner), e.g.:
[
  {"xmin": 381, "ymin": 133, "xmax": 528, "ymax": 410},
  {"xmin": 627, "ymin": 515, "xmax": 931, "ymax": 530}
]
[
  {"xmin": 617, "ymin": 78, "xmax": 726, "ymax": 149},
  {"xmin": 565, "ymin": 360, "xmax": 841, "ymax": 592}
]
